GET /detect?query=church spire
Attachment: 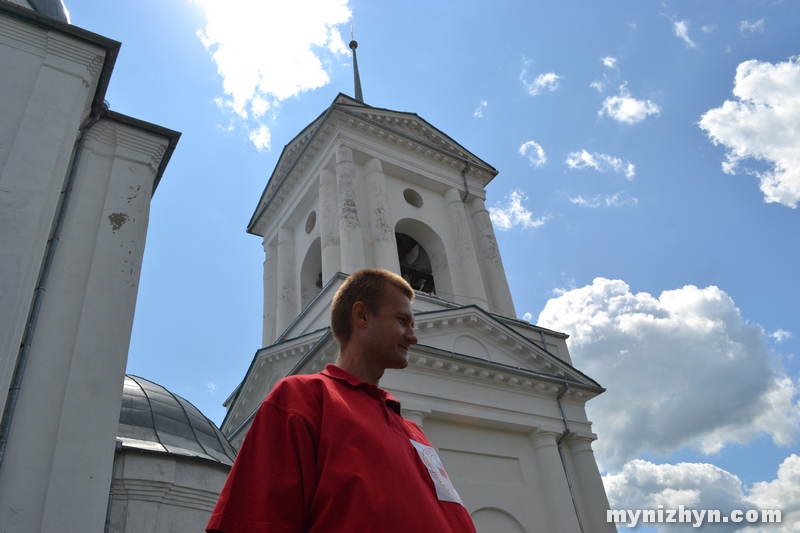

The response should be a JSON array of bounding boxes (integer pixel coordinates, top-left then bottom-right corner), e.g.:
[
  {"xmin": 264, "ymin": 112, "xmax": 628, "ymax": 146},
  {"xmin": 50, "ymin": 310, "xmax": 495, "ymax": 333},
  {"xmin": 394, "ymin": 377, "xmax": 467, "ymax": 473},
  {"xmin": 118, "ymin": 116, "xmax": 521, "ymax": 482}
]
[{"xmin": 349, "ymin": 26, "xmax": 364, "ymax": 103}]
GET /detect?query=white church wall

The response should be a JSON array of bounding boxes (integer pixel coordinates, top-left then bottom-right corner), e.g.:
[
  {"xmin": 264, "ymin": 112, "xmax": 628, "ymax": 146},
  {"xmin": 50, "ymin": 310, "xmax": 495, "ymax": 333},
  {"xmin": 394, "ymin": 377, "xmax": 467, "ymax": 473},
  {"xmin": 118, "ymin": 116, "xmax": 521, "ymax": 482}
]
[
  {"xmin": 0, "ymin": 11, "xmax": 105, "ymax": 420},
  {"xmin": 384, "ymin": 362, "xmax": 594, "ymax": 438},
  {"xmin": 110, "ymin": 451, "xmax": 230, "ymax": 533},
  {"xmin": 0, "ymin": 14, "xmax": 180, "ymax": 519},
  {"xmin": 418, "ymin": 416, "xmax": 589, "ymax": 532},
  {"xmin": 0, "ymin": 113, "xmax": 174, "ymax": 533}
]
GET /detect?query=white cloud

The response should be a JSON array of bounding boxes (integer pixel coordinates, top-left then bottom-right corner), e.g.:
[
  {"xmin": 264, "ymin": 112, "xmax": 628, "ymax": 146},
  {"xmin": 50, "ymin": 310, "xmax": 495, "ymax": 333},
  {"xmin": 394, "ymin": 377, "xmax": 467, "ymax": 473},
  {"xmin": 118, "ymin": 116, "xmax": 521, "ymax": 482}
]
[
  {"xmin": 570, "ymin": 192, "xmax": 638, "ymax": 208},
  {"xmin": 591, "ymin": 57, "xmax": 619, "ymax": 93},
  {"xmin": 701, "ymin": 24, "xmax": 717, "ymax": 34},
  {"xmin": 248, "ymin": 125, "xmax": 271, "ymax": 152},
  {"xmin": 207, "ymin": 381, "xmax": 217, "ymax": 393},
  {"xmin": 522, "ymin": 312, "xmax": 533, "ymax": 322},
  {"xmin": 250, "ymin": 96, "xmax": 270, "ymax": 119},
  {"xmin": 746, "ymin": 454, "xmax": 800, "ymax": 530},
  {"xmin": 605, "ymin": 455, "xmax": 800, "ymax": 532},
  {"xmin": 473, "ymin": 100, "xmax": 488, "ymax": 118},
  {"xmin": 566, "ymin": 150, "xmax": 636, "ymax": 178},
  {"xmin": 605, "ymin": 460, "xmax": 751, "ymax": 526},
  {"xmin": 192, "ymin": 0, "xmax": 352, "ymax": 149},
  {"xmin": 771, "ymin": 329, "xmax": 793, "ymax": 343},
  {"xmin": 519, "ymin": 140, "xmax": 547, "ymax": 167},
  {"xmin": 698, "ymin": 56, "xmax": 800, "ymax": 208},
  {"xmin": 674, "ymin": 20, "xmax": 697, "ymax": 48},
  {"xmin": 520, "ymin": 63, "xmax": 564, "ymax": 96},
  {"xmin": 537, "ymin": 279, "xmax": 800, "ymax": 471},
  {"xmin": 599, "ymin": 84, "xmax": 661, "ymax": 124},
  {"xmin": 489, "ymin": 190, "xmax": 553, "ymax": 230},
  {"xmin": 740, "ymin": 19, "xmax": 765, "ymax": 35}
]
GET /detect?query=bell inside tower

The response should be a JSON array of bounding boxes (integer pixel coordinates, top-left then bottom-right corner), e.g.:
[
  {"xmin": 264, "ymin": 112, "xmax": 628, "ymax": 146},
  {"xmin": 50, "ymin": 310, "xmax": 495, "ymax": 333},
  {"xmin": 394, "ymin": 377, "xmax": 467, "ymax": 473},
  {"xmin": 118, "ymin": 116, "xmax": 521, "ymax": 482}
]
[{"xmin": 396, "ymin": 232, "xmax": 436, "ymax": 295}]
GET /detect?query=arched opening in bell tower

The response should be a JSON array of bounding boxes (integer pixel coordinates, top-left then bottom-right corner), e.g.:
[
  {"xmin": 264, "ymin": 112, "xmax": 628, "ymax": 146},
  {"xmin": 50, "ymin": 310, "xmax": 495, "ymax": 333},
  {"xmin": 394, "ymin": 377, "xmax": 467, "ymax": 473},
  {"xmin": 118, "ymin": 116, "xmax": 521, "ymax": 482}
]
[
  {"xmin": 300, "ymin": 237, "xmax": 322, "ymax": 310},
  {"xmin": 396, "ymin": 233, "xmax": 435, "ymax": 294},
  {"xmin": 395, "ymin": 218, "xmax": 454, "ymax": 300}
]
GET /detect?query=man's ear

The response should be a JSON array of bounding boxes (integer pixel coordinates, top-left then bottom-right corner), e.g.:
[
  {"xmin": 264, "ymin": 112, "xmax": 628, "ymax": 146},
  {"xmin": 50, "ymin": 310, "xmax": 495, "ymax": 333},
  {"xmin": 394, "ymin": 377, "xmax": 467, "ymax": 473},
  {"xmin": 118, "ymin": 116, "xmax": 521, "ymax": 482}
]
[{"xmin": 351, "ymin": 301, "xmax": 369, "ymax": 330}]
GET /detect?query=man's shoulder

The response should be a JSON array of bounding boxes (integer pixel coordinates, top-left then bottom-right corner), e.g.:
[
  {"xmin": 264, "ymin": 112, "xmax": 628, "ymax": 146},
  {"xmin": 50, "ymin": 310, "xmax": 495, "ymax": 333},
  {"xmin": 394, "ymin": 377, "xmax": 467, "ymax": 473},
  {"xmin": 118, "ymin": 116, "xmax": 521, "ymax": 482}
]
[
  {"xmin": 277, "ymin": 372, "xmax": 327, "ymax": 386},
  {"xmin": 264, "ymin": 371, "xmax": 338, "ymax": 406},
  {"xmin": 269, "ymin": 372, "xmax": 326, "ymax": 394}
]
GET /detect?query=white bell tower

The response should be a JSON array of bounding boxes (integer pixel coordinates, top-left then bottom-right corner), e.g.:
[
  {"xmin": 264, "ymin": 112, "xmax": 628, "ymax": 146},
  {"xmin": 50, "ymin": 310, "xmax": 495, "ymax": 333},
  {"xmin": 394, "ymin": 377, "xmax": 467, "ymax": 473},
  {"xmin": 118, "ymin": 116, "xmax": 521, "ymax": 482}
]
[
  {"xmin": 222, "ymin": 41, "xmax": 615, "ymax": 533},
  {"xmin": 249, "ymin": 92, "xmax": 518, "ymax": 347}
]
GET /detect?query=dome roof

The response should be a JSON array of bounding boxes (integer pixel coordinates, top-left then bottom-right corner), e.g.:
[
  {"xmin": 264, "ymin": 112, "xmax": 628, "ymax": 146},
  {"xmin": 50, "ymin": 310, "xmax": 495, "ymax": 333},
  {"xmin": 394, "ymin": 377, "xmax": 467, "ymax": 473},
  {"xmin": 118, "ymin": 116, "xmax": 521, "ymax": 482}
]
[
  {"xmin": 28, "ymin": 0, "xmax": 70, "ymax": 23},
  {"xmin": 118, "ymin": 375, "xmax": 237, "ymax": 466}
]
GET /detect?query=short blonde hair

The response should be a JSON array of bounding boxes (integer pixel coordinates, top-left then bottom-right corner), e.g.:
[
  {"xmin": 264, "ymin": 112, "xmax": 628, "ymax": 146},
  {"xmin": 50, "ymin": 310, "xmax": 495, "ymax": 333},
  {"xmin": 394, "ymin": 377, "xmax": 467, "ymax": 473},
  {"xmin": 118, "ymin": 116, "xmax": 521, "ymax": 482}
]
[{"xmin": 330, "ymin": 268, "xmax": 414, "ymax": 346}]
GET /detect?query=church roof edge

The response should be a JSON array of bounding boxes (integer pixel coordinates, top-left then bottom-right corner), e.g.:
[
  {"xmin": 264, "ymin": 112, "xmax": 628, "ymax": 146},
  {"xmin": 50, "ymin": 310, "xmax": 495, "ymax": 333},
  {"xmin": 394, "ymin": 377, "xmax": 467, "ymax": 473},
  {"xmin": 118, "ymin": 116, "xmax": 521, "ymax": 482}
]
[{"xmin": 246, "ymin": 93, "xmax": 499, "ymax": 235}]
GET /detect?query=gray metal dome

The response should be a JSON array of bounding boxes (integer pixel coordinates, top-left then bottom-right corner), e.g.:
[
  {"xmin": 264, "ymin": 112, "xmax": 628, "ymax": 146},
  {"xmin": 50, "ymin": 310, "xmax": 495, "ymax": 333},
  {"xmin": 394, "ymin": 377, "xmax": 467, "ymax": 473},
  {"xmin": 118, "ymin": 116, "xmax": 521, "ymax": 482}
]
[
  {"xmin": 118, "ymin": 375, "xmax": 237, "ymax": 466},
  {"xmin": 27, "ymin": 0, "xmax": 69, "ymax": 23}
]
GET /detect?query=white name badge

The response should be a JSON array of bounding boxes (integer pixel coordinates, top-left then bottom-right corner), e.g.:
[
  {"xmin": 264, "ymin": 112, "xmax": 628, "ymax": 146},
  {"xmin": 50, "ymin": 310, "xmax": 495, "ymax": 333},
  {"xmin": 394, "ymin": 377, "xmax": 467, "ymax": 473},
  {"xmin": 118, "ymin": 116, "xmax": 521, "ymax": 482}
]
[{"xmin": 410, "ymin": 440, "xmax": 464, "ymax": 506}]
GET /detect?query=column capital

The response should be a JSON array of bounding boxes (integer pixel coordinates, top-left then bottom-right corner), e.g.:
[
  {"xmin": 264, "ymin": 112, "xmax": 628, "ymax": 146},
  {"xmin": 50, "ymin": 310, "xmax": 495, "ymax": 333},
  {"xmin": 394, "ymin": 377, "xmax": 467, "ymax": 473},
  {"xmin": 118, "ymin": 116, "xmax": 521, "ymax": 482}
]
[
  {"xmin": 402, "ymin": 409, "xmax": 430, "ymax": 428},
  {"xmin": 336, "ymin": 144, "xmax": 353, "ymax": 163},
  {"xmin": 528, "ymin": 427, "xmax": 560, "ymax": 449},
  {"xmin": 444, "ymin": 186, "xmax": 463, "ymax": 205},
  {"xmin": 564, "ymin": 433, "xmax": 597, "ymax": 452},
  {"xmin": 278, "ymin": 226, "xmax": 294, "ymax": 243},
  {"xmin": 366, "ymin": 157, "xmax": 383, "ymax": 173}
]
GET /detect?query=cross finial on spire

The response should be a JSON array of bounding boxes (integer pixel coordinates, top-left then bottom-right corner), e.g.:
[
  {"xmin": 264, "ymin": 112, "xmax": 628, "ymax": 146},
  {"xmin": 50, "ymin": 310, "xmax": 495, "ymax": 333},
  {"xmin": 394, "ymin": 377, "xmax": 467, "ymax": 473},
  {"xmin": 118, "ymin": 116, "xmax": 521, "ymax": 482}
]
[{"xmin": 348, "ymin": 26, "xmax": 364, "ymax": 104}]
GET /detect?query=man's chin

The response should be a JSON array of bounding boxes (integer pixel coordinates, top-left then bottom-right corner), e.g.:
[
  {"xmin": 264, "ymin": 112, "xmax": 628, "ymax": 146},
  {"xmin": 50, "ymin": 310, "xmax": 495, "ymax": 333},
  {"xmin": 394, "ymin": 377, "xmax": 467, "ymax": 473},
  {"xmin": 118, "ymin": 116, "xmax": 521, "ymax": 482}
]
[{"xmin": 394, "ymin": 352, "xmax": 410, "ymax": 369}]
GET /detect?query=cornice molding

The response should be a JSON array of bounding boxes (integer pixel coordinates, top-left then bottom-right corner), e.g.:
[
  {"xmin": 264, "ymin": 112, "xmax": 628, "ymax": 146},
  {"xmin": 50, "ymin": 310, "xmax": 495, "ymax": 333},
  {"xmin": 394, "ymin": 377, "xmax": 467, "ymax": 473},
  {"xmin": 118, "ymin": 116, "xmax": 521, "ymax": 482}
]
[
  {"xmin": 413, "ymin": 306, "xmax": 598, "ymax": 387},
  {"xmin": 407, "ymin": 345, "xmax": 601, "ymax": 399},
  {"xmin": 248, "ymin": 95, "xmax": 498, "ymax": 235}
]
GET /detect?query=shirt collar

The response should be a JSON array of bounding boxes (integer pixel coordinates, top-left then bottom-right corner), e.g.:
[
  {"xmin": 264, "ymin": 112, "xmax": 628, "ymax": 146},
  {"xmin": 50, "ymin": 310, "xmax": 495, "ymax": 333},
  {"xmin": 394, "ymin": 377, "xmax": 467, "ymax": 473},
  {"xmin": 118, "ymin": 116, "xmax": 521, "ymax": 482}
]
[{"xmin": 322, "ymin": 364, "xmax": 402, "ymax": 413}]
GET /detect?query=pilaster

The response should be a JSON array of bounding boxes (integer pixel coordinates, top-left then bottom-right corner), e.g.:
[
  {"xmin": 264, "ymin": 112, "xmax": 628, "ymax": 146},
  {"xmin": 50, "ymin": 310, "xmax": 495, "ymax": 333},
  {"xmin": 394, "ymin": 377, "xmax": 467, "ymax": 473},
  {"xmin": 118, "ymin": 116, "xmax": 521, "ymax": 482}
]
[
  {"xmin": 567, "ymin": 435, "xmax": 614, "ymax": 533},
  {"xmin": 528, "ymin": 428, "xmax": 582, "ymax": 532},
  {"xmin": 262, "ymin": 239, "xmax": 278, "ymax": 347},
  {"xmin": 335, "ymin": 146, "xmax": 365, "ymax": 274},
  {"xmin": 365, "ymin": 158, "xmax": 400, "ymax": 274},
  {"xmin": 444, "ymin": 188, "xmax": 487, "ymax": 307},
  {"xmin": 467, "ymin": 197, "xmax": 516, "ymax": 317},
  {"xmin": 318, "ymin": 168, "xmax": 341, "ymax": 283},
  {"xmin": 276, "ymin": 228, "xmax": 298, "ymax": 335}
]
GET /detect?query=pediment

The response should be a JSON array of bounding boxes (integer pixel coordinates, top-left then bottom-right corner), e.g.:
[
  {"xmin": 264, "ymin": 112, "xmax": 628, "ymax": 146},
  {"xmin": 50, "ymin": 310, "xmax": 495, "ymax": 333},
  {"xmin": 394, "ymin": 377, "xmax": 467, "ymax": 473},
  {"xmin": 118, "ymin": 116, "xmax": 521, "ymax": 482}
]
[
  {"xmin": 413, "ymin": 306, "xmax": 597, "ymax": 387},
  {"xmin": 222, "ymin": 298, "xmax": 604, "ymax": 444},
  {"xmin": 248, "ymin": 93, "xmax": 498, "ymax": 235}
]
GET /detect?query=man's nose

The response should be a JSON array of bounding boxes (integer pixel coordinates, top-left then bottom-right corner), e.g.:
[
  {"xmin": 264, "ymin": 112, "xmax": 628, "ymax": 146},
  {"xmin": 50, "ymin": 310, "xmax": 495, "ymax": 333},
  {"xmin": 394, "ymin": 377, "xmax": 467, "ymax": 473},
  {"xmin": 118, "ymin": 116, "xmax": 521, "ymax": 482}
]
[{"xmin": 406, "ymin": 329, "xmax": 418, "ymax": 346}]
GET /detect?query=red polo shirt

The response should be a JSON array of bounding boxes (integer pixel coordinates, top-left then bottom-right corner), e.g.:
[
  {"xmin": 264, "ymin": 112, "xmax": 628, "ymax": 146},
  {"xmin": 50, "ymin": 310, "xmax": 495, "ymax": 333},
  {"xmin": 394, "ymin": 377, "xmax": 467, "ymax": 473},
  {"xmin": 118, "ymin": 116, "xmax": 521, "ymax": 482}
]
[{"xmin": 207, "ymin": 364, "xmax": 476, "ymax": 533}]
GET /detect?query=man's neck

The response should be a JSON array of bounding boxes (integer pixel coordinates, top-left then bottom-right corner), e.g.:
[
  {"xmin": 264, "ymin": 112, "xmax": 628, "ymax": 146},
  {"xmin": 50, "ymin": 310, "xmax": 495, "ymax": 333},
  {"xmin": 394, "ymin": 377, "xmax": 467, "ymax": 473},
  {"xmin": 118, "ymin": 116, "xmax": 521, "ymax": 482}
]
[{"xmin": 334, "ymin": 350, "xmax": 384, "ymax": 386}]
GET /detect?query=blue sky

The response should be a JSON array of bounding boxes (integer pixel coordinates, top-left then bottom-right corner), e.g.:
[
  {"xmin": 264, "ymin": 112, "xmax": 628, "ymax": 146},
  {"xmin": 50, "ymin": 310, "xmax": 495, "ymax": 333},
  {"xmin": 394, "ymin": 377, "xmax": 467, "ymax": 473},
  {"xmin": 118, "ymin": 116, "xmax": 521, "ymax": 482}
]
[{"xmin": 64, "ymin": 0, "xmax": 799, "ymax": 529}]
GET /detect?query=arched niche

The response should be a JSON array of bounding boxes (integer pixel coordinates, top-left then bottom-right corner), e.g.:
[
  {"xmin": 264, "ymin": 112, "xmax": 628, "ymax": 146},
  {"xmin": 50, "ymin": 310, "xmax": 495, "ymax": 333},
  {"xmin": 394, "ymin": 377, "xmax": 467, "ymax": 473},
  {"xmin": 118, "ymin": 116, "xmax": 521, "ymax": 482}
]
[
  {"xmin": 471, "ymin": 507, "xmax": 527, "ymax": 533},
  {"xmin": 454, "ymin": 335, "xmax": 491, "ymax": 361},
  {"xmin": 395, "ymin": 218, "xmax": 454, "ymax": 300},
  {"xmin": 300, "ymin": 237, "xmax": 322, "ymax": 310}
]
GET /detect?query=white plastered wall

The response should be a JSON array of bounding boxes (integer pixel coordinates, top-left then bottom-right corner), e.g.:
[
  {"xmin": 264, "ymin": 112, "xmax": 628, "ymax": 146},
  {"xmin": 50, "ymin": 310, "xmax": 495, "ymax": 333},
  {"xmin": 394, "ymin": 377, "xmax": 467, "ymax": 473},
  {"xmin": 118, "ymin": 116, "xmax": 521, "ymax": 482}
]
[
  {"xmin": 0, "ymin": 11, "xmax": 104, "ymax": 419},
  {"xmin": 109, "ymin": 451, "xmax": 231, "ymax": 533},
  {"xmin": 0, "ymin": 106, "xmax": 172, "ymax": 533}
]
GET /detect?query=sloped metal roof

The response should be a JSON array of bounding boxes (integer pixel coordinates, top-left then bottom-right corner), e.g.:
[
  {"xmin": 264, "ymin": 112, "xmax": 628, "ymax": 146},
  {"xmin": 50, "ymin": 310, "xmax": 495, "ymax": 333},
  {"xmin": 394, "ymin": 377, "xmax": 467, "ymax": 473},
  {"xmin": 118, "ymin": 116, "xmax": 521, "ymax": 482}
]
[
  {"xmin": 118, "ymin": 375, "xmax": 237, "ymax": 466},
  {"xmin": 28, "ymin": 0, "xmax": 69, "ymax": 22}
]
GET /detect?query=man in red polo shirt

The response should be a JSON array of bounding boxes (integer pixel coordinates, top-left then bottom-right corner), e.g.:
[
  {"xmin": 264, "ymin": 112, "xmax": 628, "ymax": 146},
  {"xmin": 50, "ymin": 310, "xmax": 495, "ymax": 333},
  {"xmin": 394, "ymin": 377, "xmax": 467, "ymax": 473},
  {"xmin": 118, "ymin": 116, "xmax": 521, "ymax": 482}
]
[{"xmin": 207, "ymin": 268, "xmax": 476, "ymax": 533}]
